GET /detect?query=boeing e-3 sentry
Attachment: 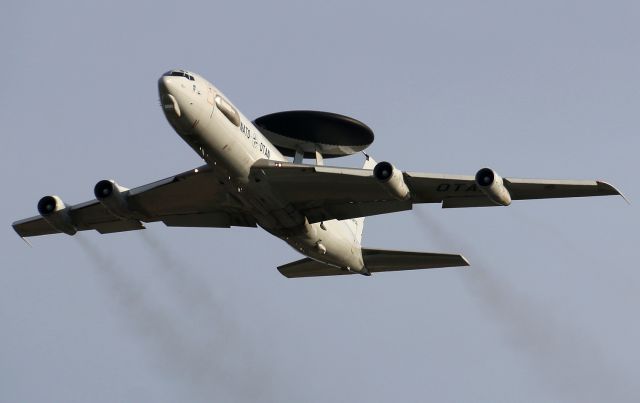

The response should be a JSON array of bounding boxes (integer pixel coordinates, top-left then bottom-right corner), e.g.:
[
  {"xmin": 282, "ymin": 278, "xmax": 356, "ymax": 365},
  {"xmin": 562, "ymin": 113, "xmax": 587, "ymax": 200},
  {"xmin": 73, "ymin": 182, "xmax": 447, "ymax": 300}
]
[{"xmin": 12, "ymin": 69, "xmax": 625, "ymax": 277}]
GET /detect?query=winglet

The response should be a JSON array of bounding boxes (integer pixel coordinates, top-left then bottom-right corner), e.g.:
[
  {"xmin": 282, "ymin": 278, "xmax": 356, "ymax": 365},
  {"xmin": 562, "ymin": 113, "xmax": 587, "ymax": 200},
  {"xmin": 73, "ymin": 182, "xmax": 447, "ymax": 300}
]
[
  {"xmin": 20, "ymin": 237, "xmax": 33, "ymax": 247},
  {"xmin": 597, "ymin": 181, "xmax": 631, "ymax": 205}
]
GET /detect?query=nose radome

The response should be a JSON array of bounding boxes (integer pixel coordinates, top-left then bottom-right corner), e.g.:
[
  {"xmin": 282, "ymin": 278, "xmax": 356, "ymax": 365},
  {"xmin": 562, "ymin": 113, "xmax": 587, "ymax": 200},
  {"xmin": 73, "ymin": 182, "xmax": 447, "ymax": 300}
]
[{"xmin": 158, "ymin": 75, "xmax": 174, "ymax": 95}]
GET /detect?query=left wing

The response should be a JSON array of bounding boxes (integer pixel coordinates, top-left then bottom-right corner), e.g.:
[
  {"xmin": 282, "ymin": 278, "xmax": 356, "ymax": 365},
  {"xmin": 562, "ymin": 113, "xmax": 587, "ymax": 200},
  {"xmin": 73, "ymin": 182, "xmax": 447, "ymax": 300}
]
[
  {"xmin": 13, "ymin": 165, "xmax": 255, "ymax": 238},
  {"xmin": 250, "ymin": 159, "xmax": 624, "ymax": 223}
]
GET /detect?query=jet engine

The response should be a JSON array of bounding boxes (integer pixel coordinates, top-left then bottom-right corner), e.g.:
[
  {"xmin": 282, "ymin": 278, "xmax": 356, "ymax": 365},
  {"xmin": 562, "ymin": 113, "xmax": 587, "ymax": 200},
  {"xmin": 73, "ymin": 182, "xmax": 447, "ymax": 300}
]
[
  {"xmin": 373, "ymin": 161, "xmax": 411, "ymax": 200},
  {"xmin": 94, "ymin": 180, "xmax": 131, "ymax": 219},
  {"xmin": 37, "ymin": 195, "xmax": 77, "ymax": 235},
  {"xmin": 474, "ymin": 167, "xmax": 512, "ymax": 206}
]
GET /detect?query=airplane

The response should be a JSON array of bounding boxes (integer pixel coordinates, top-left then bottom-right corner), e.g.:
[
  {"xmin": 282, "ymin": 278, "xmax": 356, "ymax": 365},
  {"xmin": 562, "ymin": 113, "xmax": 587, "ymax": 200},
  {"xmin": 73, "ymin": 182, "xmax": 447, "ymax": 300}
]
[{"xmin": 12, "ymin": 69, "xmax": 626, "ymax": 278}]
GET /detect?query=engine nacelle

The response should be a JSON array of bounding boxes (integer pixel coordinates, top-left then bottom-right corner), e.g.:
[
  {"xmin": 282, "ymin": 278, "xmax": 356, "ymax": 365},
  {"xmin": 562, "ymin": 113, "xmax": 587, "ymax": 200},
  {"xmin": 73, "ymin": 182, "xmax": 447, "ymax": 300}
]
[
  {"xmin": 94, "ymin": 180, "xmax": 131, "ymax": 219},
  {"xmin": 373, "ymin": 161, "xmax": 411, "ymax": 200},
  {"xmin": 37, "ymin": 195, "xmax": 77, "ymax": 235},
  {"xmin": 475, "ymin": 168, "xmax": 512, "ymax": 206}
]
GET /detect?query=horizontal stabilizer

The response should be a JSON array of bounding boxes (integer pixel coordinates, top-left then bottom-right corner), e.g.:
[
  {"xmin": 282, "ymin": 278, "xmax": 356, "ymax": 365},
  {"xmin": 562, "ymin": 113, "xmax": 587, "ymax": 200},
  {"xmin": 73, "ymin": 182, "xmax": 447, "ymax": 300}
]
[
  {"xmin": 277, "ymin": 259, "xmax": 353, "ymax": 278},
  {"xmin": 277, "ymin": 248, "xmax": 469, "ymax": 278},
  {"xmin": 362, "ymin": 248, "xmax": 469, "ymax": 272}
]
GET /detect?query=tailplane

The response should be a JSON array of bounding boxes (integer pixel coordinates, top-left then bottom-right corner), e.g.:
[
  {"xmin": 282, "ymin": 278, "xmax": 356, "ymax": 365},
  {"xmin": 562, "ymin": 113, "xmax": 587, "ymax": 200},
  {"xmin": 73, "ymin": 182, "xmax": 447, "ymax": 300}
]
[
  {"xmin": 361, "ymin": 248, "xmax": 469, "ymax": 272},
  {"xmin": 277, "ymin": 248, "xmax": 469, "ymax": 278}
]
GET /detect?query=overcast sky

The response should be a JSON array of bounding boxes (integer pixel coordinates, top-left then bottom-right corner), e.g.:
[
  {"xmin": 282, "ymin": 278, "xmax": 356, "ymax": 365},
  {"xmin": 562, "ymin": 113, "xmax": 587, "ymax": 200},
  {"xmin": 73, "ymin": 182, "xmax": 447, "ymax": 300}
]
[{"xmin": 1, "ymin": 1, "xmax": 638, "ymax": 402}]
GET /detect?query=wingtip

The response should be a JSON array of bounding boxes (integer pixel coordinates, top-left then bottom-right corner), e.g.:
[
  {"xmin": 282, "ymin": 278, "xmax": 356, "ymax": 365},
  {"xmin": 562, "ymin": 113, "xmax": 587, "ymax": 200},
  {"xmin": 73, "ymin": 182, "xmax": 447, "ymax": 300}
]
[
  {"xmin": 460, "ymin": 255, "xmax": 471, "ymax": 267},
  {"xmin": 12, "ymin": 222, "xmax": 33, "ymax": 246},
  {"xmin": 597, "ymin": 181, "xmax": 631, "ymax": 205},
  {"xmin": 12, "ymin": 222, "xmax": 24, "ymax": 237}
]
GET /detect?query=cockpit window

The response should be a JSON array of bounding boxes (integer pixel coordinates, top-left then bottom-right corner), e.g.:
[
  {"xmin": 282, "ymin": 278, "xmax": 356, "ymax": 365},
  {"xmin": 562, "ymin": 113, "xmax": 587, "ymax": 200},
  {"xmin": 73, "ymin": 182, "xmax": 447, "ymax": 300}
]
[{"xmin": 169, "ymin": 71, "xmax": 195, "ymax": 81}]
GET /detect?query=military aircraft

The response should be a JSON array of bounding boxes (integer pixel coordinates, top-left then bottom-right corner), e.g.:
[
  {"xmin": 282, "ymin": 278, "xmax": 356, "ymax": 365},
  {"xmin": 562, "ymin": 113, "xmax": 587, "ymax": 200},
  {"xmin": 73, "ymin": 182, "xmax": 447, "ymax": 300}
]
[{"xmin": 12, "ymin": 69, "xmax": 625, "ymax": 277}]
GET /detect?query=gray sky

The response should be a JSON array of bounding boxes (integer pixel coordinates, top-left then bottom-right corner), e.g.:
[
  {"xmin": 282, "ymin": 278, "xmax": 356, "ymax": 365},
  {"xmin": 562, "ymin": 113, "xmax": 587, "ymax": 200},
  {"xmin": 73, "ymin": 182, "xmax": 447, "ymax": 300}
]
[{"xmin": 1, "ymin": 1, "xmax": 638, "ymax": 402}]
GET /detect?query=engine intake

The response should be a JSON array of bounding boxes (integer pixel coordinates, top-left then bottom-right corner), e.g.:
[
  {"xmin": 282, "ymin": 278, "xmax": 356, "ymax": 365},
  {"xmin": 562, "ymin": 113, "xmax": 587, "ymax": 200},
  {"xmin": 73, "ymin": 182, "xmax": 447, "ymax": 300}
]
[
  {"xmin": 94, "ymin": 180, "xmax": 131, "ymax": 219},
  {"xmin": 475, "ymin": 168, "xmax": 512, "ymax": 206},
  {"xmin": 373, "ymin": 161, "xmax": 411, "ymax": 200},
  {"xmin": 37, "ymin": 195, "xmax": 77, "ymax": 235}
]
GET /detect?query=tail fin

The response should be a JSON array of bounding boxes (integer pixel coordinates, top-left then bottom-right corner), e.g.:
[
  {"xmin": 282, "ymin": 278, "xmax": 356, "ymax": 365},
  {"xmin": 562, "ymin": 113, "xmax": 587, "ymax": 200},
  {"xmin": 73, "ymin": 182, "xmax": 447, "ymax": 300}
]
[{"xmin": 342, "ymin": 154, "xmax": 377, "ymax": 244}]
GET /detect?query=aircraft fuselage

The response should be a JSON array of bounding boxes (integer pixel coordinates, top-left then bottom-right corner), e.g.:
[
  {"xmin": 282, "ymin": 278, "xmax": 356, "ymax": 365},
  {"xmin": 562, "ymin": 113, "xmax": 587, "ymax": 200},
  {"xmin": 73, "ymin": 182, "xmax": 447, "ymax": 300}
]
[{"xmin": 158, "ymin": 70, "xmax": 367, "ymax": 273}]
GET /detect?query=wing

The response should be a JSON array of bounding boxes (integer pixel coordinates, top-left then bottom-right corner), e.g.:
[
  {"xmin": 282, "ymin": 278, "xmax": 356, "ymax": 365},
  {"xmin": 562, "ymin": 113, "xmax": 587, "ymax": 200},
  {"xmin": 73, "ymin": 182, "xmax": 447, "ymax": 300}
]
[
  {"xmin": 406, "ymin": 173, "xmax": 624, "ymax": 208},
  {"xmin": 250, "ymin": 159, "xmax": 624, "ymax": 223},
  {"xmin": 13, "ymin": 166, "xmax": 256, "ymax": 238}
]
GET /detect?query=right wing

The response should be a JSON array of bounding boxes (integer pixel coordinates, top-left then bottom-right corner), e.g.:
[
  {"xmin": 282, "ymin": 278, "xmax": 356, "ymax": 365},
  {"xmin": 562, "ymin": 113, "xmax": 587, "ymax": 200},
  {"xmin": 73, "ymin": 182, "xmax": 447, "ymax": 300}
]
[
  {"xmin": 250, "ymin": 159, "xmax": 624, "ymax": 223},
  {"xmin": 405, "ymin": 172, "xmax": 624, "ymax": 208},
  {"xmin": 13, "ymin": 165, "xmax": 255, "ymax": 238}
]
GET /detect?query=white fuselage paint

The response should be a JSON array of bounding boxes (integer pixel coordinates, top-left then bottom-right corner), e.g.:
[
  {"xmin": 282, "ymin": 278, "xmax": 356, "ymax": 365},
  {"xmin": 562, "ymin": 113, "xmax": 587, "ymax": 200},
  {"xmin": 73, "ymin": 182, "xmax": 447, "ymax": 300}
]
[{"xmin": 158, "ymin": 70, "xmax": 366, "ymax": 273}]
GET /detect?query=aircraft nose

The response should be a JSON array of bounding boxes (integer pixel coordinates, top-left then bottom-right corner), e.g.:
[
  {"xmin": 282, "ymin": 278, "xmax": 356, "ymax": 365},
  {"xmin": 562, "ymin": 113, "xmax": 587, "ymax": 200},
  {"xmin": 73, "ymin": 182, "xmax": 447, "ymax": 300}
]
[{"xmin": 158, "ymin": 75, "xmax": 174, "ymax": 95}]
